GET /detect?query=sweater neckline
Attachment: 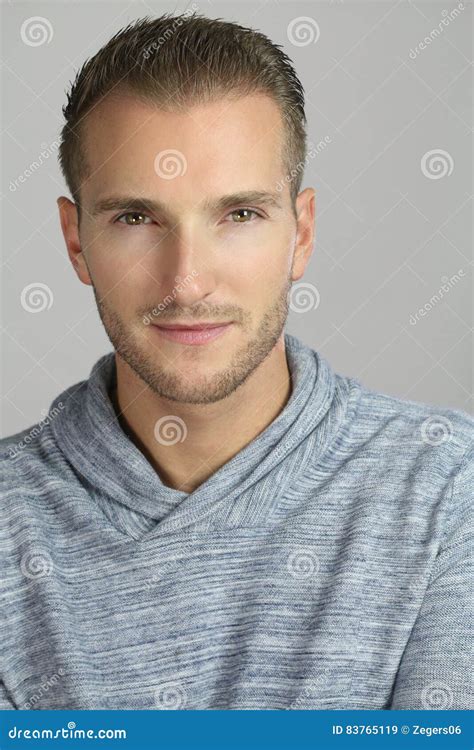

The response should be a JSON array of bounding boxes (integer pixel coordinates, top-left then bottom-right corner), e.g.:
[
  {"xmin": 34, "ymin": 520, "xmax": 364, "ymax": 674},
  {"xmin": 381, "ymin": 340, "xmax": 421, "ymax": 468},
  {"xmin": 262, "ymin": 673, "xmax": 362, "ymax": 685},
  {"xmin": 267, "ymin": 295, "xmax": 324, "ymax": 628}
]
[{"xmin": 50, "ymin": 333, "xmax": 339, "ymax": 543}]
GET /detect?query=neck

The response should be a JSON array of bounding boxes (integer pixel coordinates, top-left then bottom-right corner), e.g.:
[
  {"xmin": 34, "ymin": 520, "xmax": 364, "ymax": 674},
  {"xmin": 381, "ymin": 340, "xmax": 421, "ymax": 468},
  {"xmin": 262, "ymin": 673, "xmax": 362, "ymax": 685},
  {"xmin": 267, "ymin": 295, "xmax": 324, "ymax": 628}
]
[{"xmin": 111, "ymin": 337, "xmax": 292, "ymax": 492}]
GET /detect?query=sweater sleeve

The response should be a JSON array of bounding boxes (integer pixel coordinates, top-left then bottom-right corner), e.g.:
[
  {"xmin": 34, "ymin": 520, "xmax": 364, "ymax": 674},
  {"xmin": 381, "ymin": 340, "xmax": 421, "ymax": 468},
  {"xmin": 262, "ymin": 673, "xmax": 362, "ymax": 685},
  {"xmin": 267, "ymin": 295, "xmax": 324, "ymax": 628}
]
[
  {"xmin": 0, "ymin": 680, "xmax": 15, "ymax": 709},
  {"xmin": 389, "ymin": 445, "xmax": 473, "ymax": 710}
]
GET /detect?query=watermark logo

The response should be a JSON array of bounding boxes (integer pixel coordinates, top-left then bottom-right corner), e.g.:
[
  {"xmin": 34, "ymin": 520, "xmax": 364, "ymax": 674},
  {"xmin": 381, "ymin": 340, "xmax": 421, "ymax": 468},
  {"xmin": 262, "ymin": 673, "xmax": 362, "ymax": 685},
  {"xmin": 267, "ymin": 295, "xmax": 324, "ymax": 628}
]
[
  {"xmin": 409, "ymin": 3, "xmax": 465, "ymax": 60},
  {"xmin": 420, "ymin": 415, "xmax": 453, "ymax": 446},
  {"xmin": 154, "ymin": 416, "xmax": 188, "ymax": 446},
  {"xmin": 20, "ymin": 16, "xmax": 54, "ymax": 46},
  {"xmin": 8, "ymin": 402, "xmax": 65, "ymax": 459},
  {"xmin": 20, "ymin": 550, "xmax": 53, "ymax": 580},
  {"xmin": 287, "ymin": 548, "xmax": 320, "ymax": 579},
  {"xmin": 142, "ymin": 6, "xmax": 199, "ymax": 58},
  {"xmin": 289, "ymin": 282, "xmax": 320, "ymax": 313},
  {"xmin": 276, "ymin": 136, "xmax": 332, "ymax": 193},
  {"xmin": 409, "ymin": 270, "xmax": 465, "ymax": 325},
  {"xmin": 421, "ymin": 682, "xmax": 453, "ymax": 709},
  {"xmin": 154, "ymin": 681, "xmax": 187, "ymax": 709},
  {"xmin": 288, "ymin": 669, "xmax": 331, "ymax": 709},
  {"xmin": 20, "ymin": 282, "xmax": 54, "ymax": 313},
  {"xmin": 23, "ymin": 668, "xmax": 65, "ymax": 709},
  {"xmin": 154, "ymin": 149, "xmax": 187, "ymax": 180},
  {"xmin": 421, "ymin": 149, "xmax": 454, "ymax": 180},
  {"xmin": 142, "ymin": 272, "xmax": 199, "ymax": 326},
  {"xmin": 9, "ymin": 140, "xmax": 60, "ymax": 192},
  {"xmin": 287, "ymin": 17, "xmax": 320, "ymax": 47}
]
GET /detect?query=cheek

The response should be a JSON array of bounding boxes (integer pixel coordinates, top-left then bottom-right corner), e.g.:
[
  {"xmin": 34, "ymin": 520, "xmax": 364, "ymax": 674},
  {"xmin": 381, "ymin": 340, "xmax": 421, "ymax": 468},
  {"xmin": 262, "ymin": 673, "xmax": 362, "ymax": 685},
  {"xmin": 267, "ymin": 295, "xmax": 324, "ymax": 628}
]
[
  {"xmin": 83, "ymin": 231, "xmax": 151, "ymax": 291},
  {"xmin": 221, "ymin": 223, "xmax": 292, "ymax": 280},
  {"xmin": 239, "ymin": 240, "xmax": 293, "ymax": 294}
]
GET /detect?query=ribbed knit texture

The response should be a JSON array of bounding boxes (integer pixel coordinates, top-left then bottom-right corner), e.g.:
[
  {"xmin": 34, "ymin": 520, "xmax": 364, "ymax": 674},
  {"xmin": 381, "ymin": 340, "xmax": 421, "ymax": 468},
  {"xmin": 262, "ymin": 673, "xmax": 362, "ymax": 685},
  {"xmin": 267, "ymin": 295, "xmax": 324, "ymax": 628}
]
[{"xmin": 1, "ymin": 333, "xmax": 472, "ymax": 710}]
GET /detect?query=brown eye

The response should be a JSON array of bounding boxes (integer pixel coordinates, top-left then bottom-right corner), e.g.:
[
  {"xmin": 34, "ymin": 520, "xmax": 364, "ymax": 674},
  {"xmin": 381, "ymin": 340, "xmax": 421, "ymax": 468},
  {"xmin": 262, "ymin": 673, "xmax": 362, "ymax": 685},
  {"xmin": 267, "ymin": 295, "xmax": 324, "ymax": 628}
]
[
  {"xmin": 228, "ymin": 208, "xmax": 260, "ymax": 223},
  {"xmin": 117, "ymin": 212, "xmax": 152, "ymax": 226}
]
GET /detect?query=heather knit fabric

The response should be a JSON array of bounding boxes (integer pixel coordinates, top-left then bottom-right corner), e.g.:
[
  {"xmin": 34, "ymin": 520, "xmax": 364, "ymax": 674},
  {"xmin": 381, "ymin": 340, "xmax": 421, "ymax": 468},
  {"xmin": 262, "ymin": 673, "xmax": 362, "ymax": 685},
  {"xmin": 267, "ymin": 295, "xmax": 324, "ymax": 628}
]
[{"xmin": 0, "ymin": 333, "xmax": 472, "ymax": 710}]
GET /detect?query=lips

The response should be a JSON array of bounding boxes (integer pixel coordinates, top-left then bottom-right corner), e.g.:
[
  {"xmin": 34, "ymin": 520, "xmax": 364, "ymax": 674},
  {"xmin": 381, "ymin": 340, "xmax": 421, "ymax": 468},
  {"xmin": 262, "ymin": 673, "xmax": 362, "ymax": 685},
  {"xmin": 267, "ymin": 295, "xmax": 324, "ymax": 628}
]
[
  {"xmin": 151, "ymin": 322, "xmax": 233, "ymax": 346},
  {"xmin": 155, "ymin": 322, "xmax": 230, "ymax": 331}
]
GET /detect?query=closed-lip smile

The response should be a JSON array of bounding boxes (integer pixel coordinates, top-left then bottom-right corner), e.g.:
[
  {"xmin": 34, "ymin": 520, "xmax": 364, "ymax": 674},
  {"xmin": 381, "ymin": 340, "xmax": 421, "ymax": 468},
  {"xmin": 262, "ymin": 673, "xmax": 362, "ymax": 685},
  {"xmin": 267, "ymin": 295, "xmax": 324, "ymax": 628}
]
[
  {"xmin": 154, "ymin": 322, "xmax": 232, "ymax": 330},
  {"xmin": 150, "ymin": 321, "xmax": 234, "ymax": 346}
]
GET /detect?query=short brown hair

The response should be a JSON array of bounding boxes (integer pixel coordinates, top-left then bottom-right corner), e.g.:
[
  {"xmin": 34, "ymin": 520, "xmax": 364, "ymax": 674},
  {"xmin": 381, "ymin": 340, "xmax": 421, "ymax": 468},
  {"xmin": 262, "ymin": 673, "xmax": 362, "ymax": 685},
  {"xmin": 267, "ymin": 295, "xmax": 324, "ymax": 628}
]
[{"xmin": 58, "ymin": 12, "xmax": 307, "ymax": 219}]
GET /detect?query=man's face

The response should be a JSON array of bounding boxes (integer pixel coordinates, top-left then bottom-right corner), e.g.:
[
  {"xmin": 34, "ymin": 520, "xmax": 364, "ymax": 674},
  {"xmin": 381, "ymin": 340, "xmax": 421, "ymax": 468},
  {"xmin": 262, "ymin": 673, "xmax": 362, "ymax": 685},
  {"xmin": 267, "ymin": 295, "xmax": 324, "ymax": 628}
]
[{"xmin": 61, "ymin": 92, "xmax": 314, "ymax": 404}]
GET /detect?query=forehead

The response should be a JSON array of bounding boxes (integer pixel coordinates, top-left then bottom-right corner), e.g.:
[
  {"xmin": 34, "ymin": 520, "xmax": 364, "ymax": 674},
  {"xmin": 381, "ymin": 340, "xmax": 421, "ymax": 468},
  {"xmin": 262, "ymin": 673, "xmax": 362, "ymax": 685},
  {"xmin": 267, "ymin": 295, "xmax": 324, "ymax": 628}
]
[{"xmin": 80, "ymin": 91, "xmax": 286, "ymax": 205}]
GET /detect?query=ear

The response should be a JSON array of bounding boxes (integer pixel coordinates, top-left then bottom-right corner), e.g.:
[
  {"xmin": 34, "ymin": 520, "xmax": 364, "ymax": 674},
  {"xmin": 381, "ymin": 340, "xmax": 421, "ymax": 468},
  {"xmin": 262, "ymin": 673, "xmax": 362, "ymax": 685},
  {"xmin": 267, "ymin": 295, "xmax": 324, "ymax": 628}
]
[
  {"xmin": 57, "ymin": 196, "xmax": 92, "ymax": 286},
  {"xmin": 291, "ymin": 187, "xmax": 316, "ymax": 282}
]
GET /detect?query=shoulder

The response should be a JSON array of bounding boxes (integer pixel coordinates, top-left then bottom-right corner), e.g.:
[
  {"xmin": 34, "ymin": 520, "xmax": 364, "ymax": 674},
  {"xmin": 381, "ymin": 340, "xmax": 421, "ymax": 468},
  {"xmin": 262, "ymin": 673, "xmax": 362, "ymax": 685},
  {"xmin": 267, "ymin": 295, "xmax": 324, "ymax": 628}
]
[
  {"xmin": 326, "ymin": 372, "xmax": 473, "ymax": 535},
  {"xmin": 0, "ymin": 389, "xmax": 83, "ymax": 496},
  {"xmin": 0, "ymin": 422, "xmax": 66, "ymax": 525},
  {"xmin": 338, "ymin": 371, "xmax": 473, "ymax": 465},
  {"xmin": 1, "ymin": 403, "xmax": 63, "ymax": 467}
]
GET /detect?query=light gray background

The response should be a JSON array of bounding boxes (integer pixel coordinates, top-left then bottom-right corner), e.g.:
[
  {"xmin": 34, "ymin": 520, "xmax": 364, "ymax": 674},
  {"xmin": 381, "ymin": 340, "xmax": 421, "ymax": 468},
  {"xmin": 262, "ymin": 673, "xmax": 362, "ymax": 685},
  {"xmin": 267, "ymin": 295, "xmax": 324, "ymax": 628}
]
[{"xmin": 1, "ymin": 0, "xmax": 472, "ymax": 436}]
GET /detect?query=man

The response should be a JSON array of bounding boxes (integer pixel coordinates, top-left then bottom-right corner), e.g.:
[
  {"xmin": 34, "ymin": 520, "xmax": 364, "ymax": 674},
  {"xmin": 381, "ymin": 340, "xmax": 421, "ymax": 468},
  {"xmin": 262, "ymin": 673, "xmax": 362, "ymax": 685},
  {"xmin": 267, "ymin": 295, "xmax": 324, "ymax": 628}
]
[{"xmin": 1, "ymin": 14, "xmax": 472, "ymax": 710}]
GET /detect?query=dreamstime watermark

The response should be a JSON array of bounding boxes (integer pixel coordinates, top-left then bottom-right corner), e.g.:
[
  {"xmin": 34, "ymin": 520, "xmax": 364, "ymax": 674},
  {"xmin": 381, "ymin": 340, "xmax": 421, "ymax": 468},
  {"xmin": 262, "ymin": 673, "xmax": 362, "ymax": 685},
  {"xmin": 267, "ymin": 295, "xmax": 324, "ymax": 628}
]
[
  {"xmin": 154, "ymin": 681, "xmax": 187, "ymax": 709},
  {"xmin": 20, "ymin": 16, "xmax": 54, "ymax": 46},
  {"xmin": 8, "ymin": 724, "xmax": 127, "ymax": 740},
  {"xmin": 146, "ymin": 563, "xmax": 180, "ymax": 589},
  {"xmin": 287, "ymin": 669, "xmax": 331, "ymax": 709},
  {"xmin": 288, "ymin": 282, "xmax": 320, "ymax": 314},
  {"xmin": 8, "ymin": 402, "xmax": 65, "ymax": 459},
  {"xmin": 154, "ymin": 149, "xmax": 187, "ymax": 179},
  {"xmin": 409, "ymin": 3, "xmax": 465, "ymax": 60},
  {"xmin": 408, "ymin": 270, "xmax": 465, "ymax": 325},
  {"xmin": 287, "ymin": 16, "xmax": 320, "ymax": 47},
  {"xmin": 276, "ymin": 137, "xmax": 332, "ymax": 193},
  {"xmin": 23, "ymin": 668, "xmax": 65, "ymax": 709},
  {"xmin": 142, "ymin": 271, "xmax": 199, "ymax": 325},
  {"xmin": 20, "ymin": 550, "xmax": 53, "ymax": 580},
  {"xmin": 20, "ymin": 282, "xmax": 54, "ymax": 313},
  {"xmin": 421, "ymin": 682, "xmax": 454, "ymax": 709},
  {"xmin": 9, "ymin": 140, "xmax": 60, "ymax": 192},
  {"xmin": 154, "ymin": 416, "xmax": 188, "ymax": 446},
  {"xmin": 420, "ymin": 415, "xmax": 453, "ymax": 446},
  {"xmin": 421, "ymin": 149, "xmax": 454, "ymax": 179},
  {"xmin": 287, "ymin": 548, "xmax": 320, "ymax": 579},
  {"xmin": 142, "ymin": 6, "xmax": 198, "ymax": 58}
]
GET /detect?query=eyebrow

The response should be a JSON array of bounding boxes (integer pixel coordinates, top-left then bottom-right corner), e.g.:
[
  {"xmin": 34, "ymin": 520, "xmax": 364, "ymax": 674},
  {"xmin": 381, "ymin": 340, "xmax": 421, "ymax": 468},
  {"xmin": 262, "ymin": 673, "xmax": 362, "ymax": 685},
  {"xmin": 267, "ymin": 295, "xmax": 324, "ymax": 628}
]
[{"xmin": 91, "ymin": 190, "xmax": 284, "ymax": 218}]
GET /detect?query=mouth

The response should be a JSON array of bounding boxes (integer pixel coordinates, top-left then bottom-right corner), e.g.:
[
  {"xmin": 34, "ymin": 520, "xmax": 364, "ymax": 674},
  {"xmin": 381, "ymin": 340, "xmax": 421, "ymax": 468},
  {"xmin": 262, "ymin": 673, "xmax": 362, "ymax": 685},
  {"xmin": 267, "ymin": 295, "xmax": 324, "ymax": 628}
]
[
  {"xmin": 155, "ymin": 322, "xmax": 231, "ymax": 330},
  {"xmin": 151, "ymin": 321, "xmax": 234, "ymax": 346}
]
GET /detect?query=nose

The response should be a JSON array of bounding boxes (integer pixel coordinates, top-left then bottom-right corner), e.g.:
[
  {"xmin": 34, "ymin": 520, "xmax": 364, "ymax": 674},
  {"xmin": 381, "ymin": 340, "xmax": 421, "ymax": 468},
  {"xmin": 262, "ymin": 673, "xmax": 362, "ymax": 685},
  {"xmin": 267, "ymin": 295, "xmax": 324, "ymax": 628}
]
[{"xmin": 157, "ymin": 226, "xmax": 217, "ymax": 308}]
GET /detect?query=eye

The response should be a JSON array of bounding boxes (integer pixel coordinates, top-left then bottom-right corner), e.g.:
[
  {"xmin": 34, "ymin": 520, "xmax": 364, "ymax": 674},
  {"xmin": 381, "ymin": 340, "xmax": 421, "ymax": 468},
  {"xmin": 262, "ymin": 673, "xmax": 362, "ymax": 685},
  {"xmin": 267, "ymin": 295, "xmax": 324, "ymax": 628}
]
[
  {"xmin": 115, "ymin": 212, "xmax": 153, "ymax": 226},
  {"xmin": 226, "ymin": 208, "xmax": 263, "ymax": 224}
]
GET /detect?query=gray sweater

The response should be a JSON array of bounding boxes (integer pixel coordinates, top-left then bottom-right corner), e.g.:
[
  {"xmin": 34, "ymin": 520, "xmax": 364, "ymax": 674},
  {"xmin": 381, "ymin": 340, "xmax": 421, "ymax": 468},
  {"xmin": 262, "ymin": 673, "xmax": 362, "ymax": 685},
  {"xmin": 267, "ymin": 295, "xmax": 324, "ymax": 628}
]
[{"xmin": 1, "ymin": 333, "xmax": 472, "ymax": 710}]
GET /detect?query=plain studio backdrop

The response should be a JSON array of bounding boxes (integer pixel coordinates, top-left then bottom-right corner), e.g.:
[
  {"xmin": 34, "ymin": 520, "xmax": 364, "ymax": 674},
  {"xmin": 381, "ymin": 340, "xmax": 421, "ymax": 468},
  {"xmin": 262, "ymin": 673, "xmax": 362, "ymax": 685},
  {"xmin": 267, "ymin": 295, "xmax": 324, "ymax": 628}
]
[{"xmin": 1, "ymin": 0, "xmax": 472, "ymax": 436}]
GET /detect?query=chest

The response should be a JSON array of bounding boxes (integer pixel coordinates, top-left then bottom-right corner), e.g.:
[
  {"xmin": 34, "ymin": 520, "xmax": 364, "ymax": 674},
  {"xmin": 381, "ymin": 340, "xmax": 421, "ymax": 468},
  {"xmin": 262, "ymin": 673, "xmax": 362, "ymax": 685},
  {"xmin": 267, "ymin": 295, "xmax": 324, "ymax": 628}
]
[{"xmin": 3, "ymin": 525, "xmax": 433, "ymax": 709}]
